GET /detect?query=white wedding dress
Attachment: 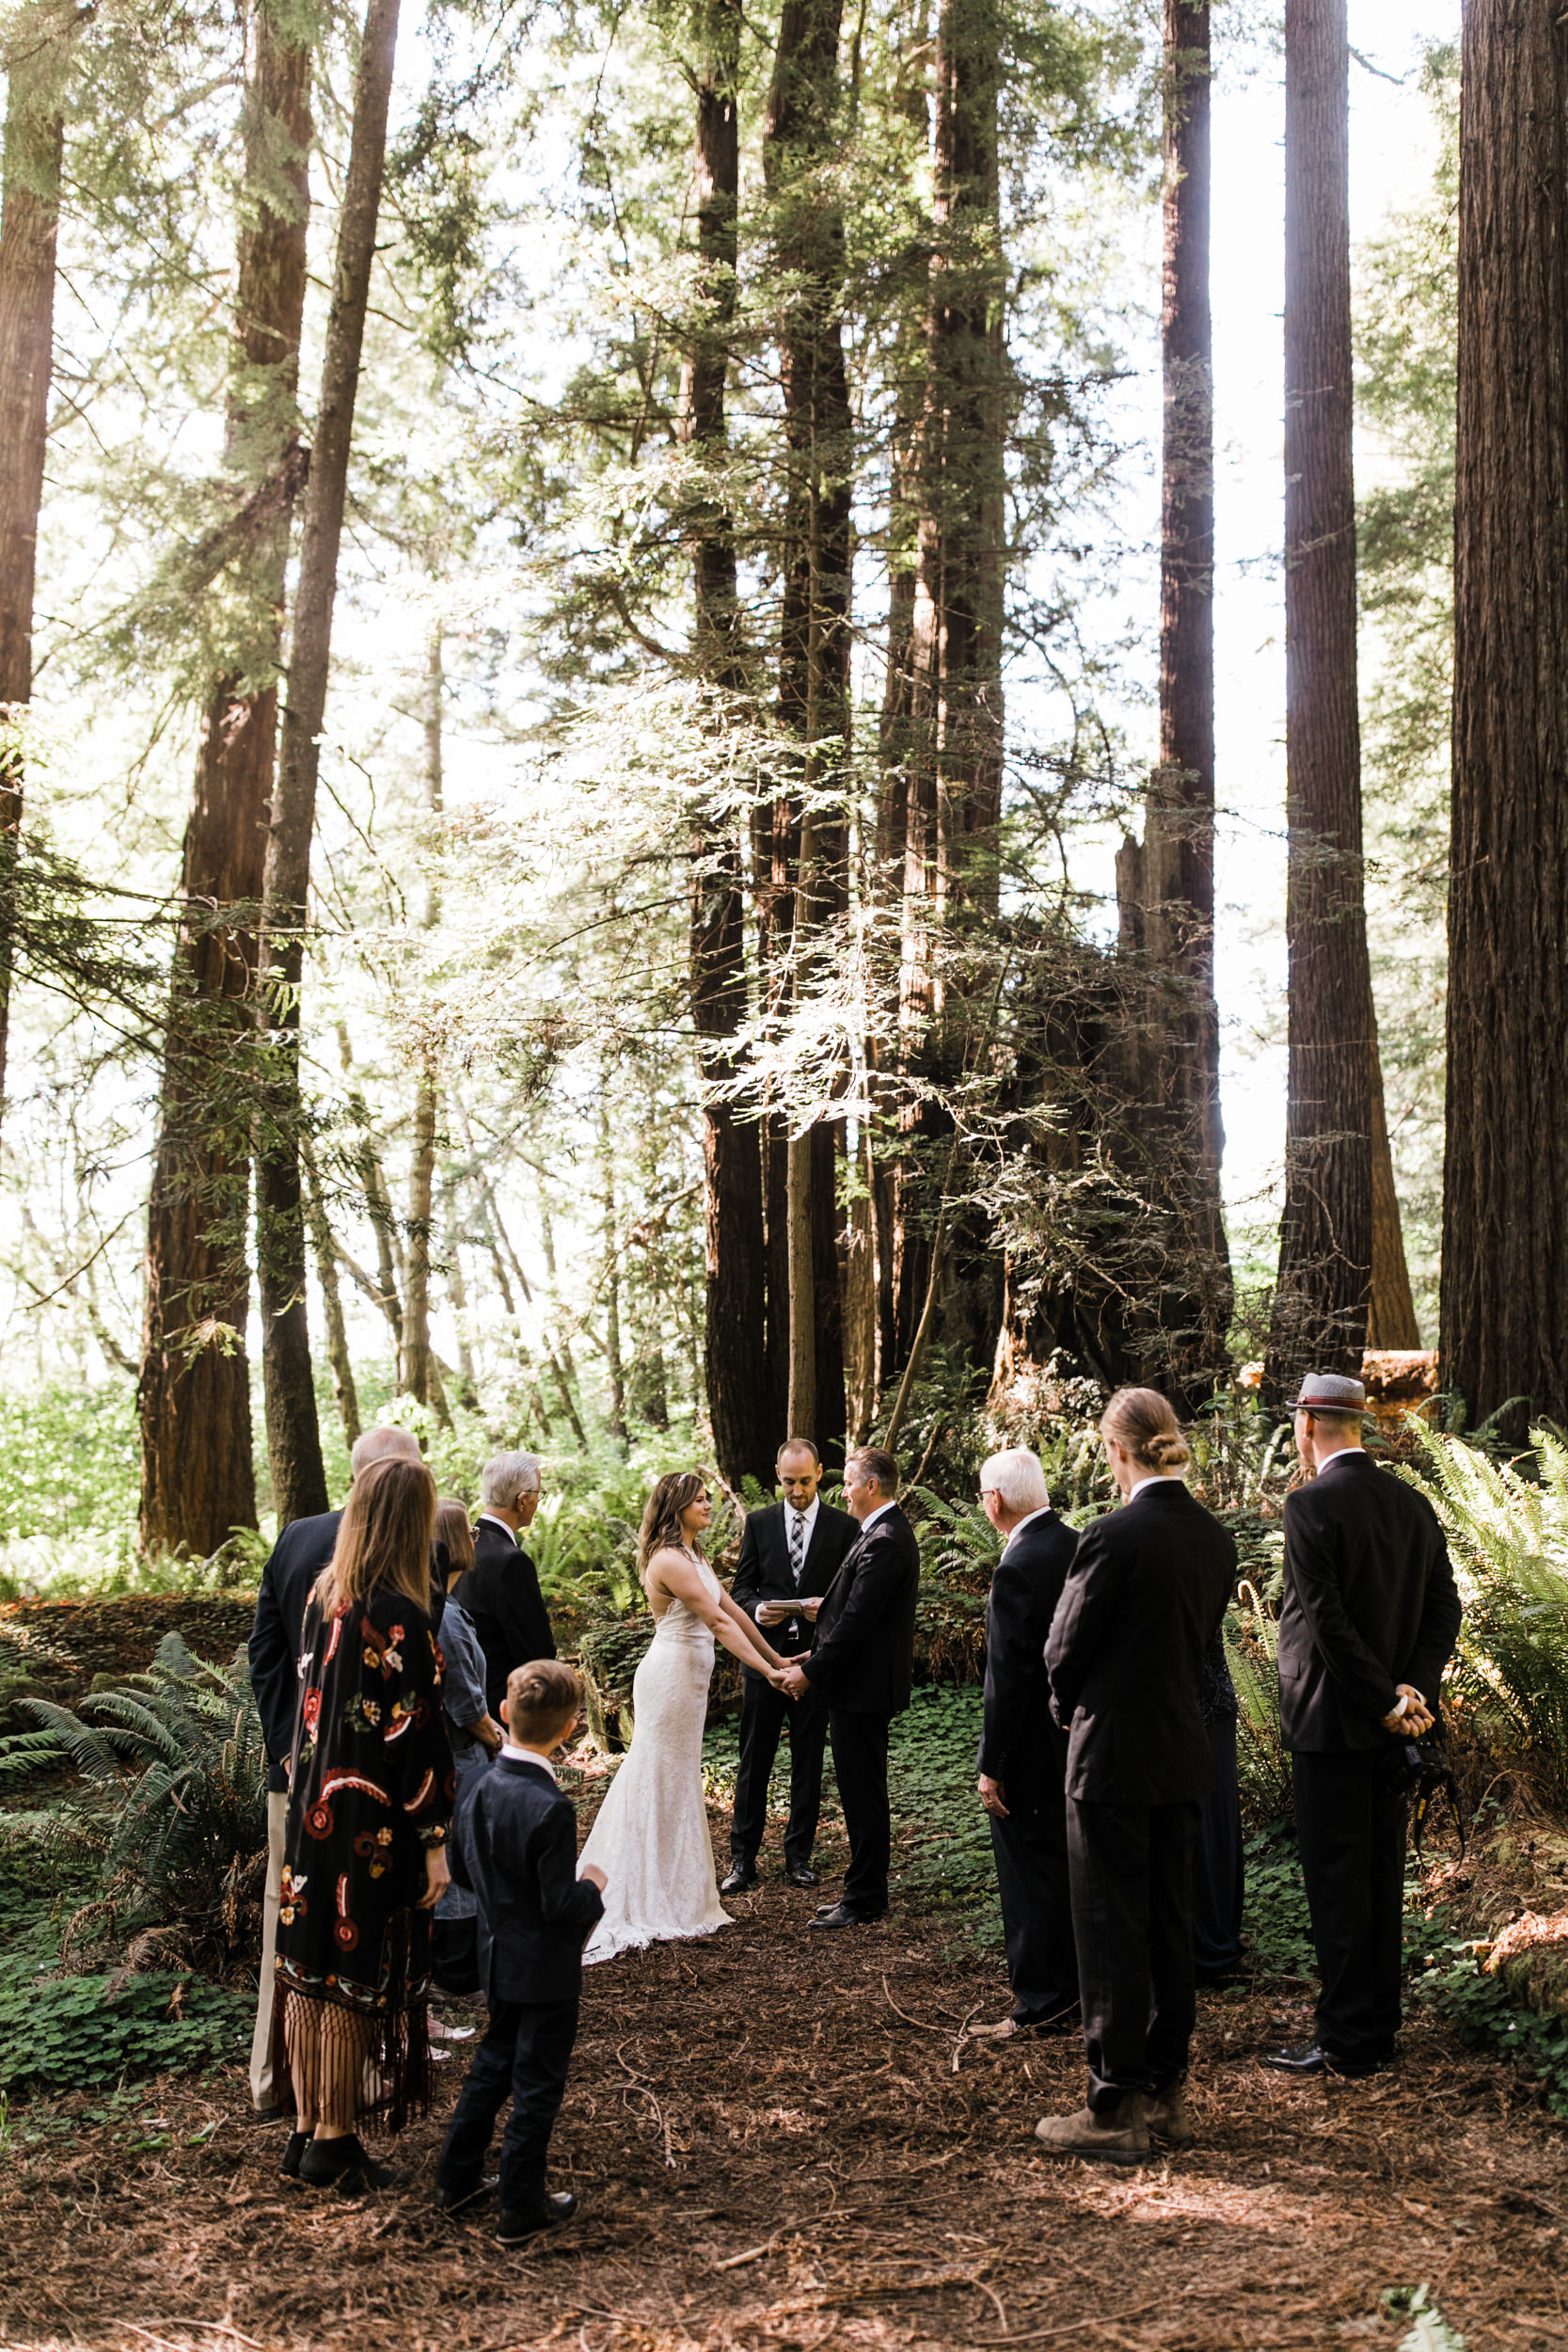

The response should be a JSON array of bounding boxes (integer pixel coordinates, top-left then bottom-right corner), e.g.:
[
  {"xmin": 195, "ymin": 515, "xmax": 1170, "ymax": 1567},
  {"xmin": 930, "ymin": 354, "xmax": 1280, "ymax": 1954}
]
[{"xmin": 579, "ymin": 1555, "xmax": 731, "ymax": 1964}]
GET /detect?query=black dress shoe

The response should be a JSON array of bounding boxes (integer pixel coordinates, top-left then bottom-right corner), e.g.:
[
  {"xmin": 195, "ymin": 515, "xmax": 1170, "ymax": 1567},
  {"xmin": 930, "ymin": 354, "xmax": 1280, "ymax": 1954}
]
[
  {"xmin": 807, "ymin": 1900, "xmax": 886, "ymax": 1931},
  {"xmin": 1261, "ymin": 2040, "xmax": 1385, "ymax": 2079},
  {"xmin": 436, "ymin": 2172, "xmax": 499, "ymax": 2213},
  {"xmin": 784, "ymin": 1865, "xmax": 819, "ymax": 1888},
  {"xmin": 298, "ymin": 2133, "xmax": 397, "ymax": 2193},
  {"xmin": 279, "ymin": 2131, "xmax": 310, "ymax": 2183},
  {"xmin": 496, "ymin": 2190, "xmax": 578, "ymax": 2244},
  {"xmin": 721, "ymin": 1864, "xmax": 759, "ymax": 1895},
  {"xmin": 252, "ymin": 2103, "xmax": 292, "ymax": 2127}
]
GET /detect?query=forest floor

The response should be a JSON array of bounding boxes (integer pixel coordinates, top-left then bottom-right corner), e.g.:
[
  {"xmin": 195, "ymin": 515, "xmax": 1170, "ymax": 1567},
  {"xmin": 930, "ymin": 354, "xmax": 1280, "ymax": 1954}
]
[{"xmin": 4, "ymin": 1766, "xmax": 1568, "ymax": 2352}]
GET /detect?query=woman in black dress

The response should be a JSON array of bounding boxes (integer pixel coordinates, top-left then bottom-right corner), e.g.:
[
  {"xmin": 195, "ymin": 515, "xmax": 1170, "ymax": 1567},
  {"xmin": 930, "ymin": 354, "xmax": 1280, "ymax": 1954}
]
[{"xmin": 274, "ymin": 1454, "xmax": 454, "ymax": 2191}]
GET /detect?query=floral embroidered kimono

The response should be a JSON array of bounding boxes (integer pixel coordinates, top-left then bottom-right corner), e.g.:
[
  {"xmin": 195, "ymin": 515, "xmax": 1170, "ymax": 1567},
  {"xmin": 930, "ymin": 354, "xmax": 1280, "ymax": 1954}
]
[{"xmin": 274, "ymin": 1587, "xmax": 454, "ymax": 2132}]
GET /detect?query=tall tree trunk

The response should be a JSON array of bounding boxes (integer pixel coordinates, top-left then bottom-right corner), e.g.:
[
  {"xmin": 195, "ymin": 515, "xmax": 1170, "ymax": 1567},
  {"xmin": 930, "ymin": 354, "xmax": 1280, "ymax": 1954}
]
[
  {"xmin": 764, "ymin": 0, "xmax": 852, "ymax": 1455},
  {"xmin": 403, "ymin": 619, "xmax": 444, "ymax": 1419},
  {"xmin": 891, "ymin": 0, "xmax": 1006, "ymax": 1371},
  {"xmin": 1366, "ymin": 1009, "xmax": 1420, "ymax": 1349},
  {"xmin": 682, "ymin": 0, "xmax": 769, "ymax": 1486},
  {"xmin": 137, "ymin": 7, "xmax": 311, "ymax": 1557},
  {"xmin": 1116, "ymin": 1, "xmax": 1233, "ymax": 1407},
  {"xmin": 598, "ymin": 1089, "xmax": 628, "ymax": 1442},
  {"xmin": 0, "ymin": 0, "xmax": 72, "ymax": 1148},
  {"xmin": 1442, "ymin": 0, "xmax": 1568, "ymax": 1440},
  {"xmin": 1263, "ymin": 0, "xmax": 1372, "ymax": 1406},
  {"xmin": 302, "ymin": 1134, "xmax": 361, "ymax": 1448},
  {"xmin": 255, "ymin": 0, "xmax": 400, "ymax": 1524}
]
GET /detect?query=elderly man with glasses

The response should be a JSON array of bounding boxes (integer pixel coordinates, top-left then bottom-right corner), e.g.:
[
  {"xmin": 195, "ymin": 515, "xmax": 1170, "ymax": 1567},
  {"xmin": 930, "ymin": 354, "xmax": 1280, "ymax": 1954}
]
[
  {"xmin": 971, "ymin": 1447, "xmax": 1081, "ymax": 2041},
  {"xmin": 455, "ymin": 1451, "xmax": 557, "ymax": 1720}
]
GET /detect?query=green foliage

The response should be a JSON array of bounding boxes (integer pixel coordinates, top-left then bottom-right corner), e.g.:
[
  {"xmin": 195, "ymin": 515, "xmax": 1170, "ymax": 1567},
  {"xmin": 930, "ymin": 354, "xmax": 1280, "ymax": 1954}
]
[
  {"xmin": 0, "ymin": 1378, "xmax": 139, "ymax": 1587},
  {"xmin": 889, "ymin": 1686, "xmax": 999, "ymax": 1937},
  {"xmin": 1226, "ymin": 1591, "xmax": 1292, "ymax": 1830},
  {"xmin": 1240, "ymin": 1827, "xmax": 1316, "ymax": 1981},
  {"xmin": 0, "ymin": 1965, "xmax": 248, "ymax": 2093},
  {"xmin": 1381, "ymin": 2285, "xmax": 1466, "ymax": 2352},
  {"xmin": 1404, "ymin": 1423, "xmax": 1568, "ymax": 1806},
  {"xmin": 2, "ymin": 1630, "xmax": 268, "ymax": 1960},
  {"xmin": 1406, "ymin": 1906, "xmax": 1568, "ymax": 2122}
]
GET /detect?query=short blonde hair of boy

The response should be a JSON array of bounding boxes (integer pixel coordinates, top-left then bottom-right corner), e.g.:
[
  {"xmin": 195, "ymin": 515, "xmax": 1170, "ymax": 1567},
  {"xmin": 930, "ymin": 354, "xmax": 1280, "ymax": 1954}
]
[{"xmin": 505, "ymin": 1658, "xmax": 583, "ymax": 1741}]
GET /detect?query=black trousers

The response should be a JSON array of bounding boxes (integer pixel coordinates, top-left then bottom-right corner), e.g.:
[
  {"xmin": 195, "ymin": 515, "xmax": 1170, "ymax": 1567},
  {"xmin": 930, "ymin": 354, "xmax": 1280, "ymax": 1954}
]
[
  {"xmin": 989, "ymin": 1764, "xmax": 1079, "ymax": 2025},
  {"xmin": 829, "ymin": 1708, "xmax": 891, "ymax": 1916},
  {"xmin": 1067, "ymin": 1794, "xmax": 1199, "ymax": 2111},
  {"xmin": 1291, "ymin": 1748, "xmax": 1408, "ymax": 2063},
  {"xmin": 436, "ymin": 1994, "xmax": 578, "ymax": 2213},
  {"xmin": 1193, "ymin": 1711, "xmax": 1245, "ymax": 1979},
  {"xmin": 730, "ymin": 1673, "xmax": 829, "ymax": 1869}
]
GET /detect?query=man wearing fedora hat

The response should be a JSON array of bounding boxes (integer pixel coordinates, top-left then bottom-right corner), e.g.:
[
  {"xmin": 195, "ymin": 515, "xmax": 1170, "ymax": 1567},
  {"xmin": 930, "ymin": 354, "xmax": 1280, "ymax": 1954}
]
[{"xmin": 1263, "ymin": 1372, "xmax": 1462, "ymax": 2079}]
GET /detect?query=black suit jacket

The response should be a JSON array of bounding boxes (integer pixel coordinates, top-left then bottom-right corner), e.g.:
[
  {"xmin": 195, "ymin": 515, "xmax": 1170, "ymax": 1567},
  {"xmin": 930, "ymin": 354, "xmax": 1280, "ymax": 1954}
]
[
  {"xmin": 802, "ymin": 1503, "xmax": 920, "ymax": 1718},
  {"xmin": 1277, "ymin": 1449, "xmax": 1463, "ymax": 1752},
  {"xmin": 978, "ymin": 1509, "xmax": 1078, "ymax": 1790},
  {"xmin": 454, "ymin": 1518, "xmax": 557, "ymax": 1717},
  {"xmin": 449, "ymin": 1752, "xmax": 604, "ymax": 2005},
  {"xmin": 1045, "ymin": 1480, "xmax": 1236, "ymax": 1807},
  {"xmin": 731, "ymin": 1500, "xmax": 859, "ymax": 1682},
  {"xmin": 249, "ymin": 1509, "xmax": 342, "ymax": 1794}
]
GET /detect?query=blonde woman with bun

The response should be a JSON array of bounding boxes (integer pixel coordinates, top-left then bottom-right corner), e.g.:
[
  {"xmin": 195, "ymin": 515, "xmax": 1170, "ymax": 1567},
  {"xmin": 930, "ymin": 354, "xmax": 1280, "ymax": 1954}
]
[{"xmin": 1036, "ymin": 1388, "xmax": 1237, "ymax": 2169}]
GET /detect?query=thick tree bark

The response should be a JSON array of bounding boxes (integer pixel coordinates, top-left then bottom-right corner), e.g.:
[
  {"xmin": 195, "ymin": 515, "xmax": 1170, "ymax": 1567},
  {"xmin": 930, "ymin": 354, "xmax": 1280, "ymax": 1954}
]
[
  {"xmin": 0, "ymin": 1, "xmax": 73, "ymax": 1149},
  {"xmin": 256, "ymin": 0, "xmax": 400, "ymax": 1524},
  {"xmin": 1442, "ymin": 0, "xmax": 1568, "ymax": 1439},
  {"xmin": 1264, "ymin": 0, "xmax": 1372, "ymax": 1406},
  {"xmin": 682, "ymin": 0, "xmax": 769, "ymax": 1486},
  {"xmin": 137, "ymin": 7, "xmax": 311, "ymax": 1557},
  {"xmin": 1114, "ymin": 2, "xmax": 1233, "ymax": 1406}
]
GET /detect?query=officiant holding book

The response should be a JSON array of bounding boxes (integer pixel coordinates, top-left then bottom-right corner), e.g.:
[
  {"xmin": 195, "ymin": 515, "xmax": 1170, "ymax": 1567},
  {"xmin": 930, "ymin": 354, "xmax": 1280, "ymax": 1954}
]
[{"xmin": 724, "ymin": 1439, "xmax": 857, "ymax": 1892}]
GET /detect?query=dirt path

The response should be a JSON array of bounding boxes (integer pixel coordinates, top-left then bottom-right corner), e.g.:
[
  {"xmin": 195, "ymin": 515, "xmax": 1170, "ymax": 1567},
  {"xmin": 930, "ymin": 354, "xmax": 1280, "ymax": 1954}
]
[{"xmin": 2, "ymin": 1801, "xmax": 1565, "ymax": 2352}]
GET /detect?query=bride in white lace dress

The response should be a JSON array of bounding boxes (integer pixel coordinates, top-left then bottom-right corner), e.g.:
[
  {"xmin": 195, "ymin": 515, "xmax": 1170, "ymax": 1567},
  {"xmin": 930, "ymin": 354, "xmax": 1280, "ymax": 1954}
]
[{"xmin": 580, "ymin": 1470, "xmax": 789, "ymax": 1965}]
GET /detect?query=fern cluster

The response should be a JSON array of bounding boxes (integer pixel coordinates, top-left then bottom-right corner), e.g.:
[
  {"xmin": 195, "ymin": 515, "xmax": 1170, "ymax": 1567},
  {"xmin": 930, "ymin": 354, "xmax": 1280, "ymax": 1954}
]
[{"xmin": 0, "ymin": 1629, "xmax": 269, "ymax": 1968}]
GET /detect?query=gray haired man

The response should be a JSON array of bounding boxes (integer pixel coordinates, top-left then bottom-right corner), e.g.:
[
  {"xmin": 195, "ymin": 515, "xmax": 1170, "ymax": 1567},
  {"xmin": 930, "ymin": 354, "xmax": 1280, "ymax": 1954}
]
[{"xmin": 454, "ymin": 1451, "xmax": 557, "ymax": 1719}]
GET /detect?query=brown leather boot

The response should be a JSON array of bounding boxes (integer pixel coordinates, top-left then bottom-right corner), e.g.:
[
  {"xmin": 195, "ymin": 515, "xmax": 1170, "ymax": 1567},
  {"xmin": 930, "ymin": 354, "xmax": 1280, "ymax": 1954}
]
[
  {"xmin": 1146, "ymin": 2075, "xmax": 1194, "ymax": 2148},
  {"xmin": 1033, "ymin": 2093, "xmax": 1150, "ymax": 2166}
]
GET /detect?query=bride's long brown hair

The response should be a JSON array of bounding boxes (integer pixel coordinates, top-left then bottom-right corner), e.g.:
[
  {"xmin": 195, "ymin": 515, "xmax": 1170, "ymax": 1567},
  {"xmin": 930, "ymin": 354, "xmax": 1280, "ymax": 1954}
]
[{"xmin": 637, "ymin": 1470, "xmax": 708, "ymax": 1580}]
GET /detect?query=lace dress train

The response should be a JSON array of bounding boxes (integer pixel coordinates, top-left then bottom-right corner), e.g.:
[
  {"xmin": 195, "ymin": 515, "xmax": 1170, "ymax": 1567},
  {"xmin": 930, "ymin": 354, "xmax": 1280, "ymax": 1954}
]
[{"xmin": 579, "ymin": 1565, "xmax": 730, "ymax": 1964}]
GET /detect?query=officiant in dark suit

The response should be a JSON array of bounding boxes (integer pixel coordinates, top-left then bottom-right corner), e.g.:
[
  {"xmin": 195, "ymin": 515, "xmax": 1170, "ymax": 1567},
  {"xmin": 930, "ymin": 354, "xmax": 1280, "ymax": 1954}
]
[
  {"xmin": 780, "ymin": 1445, "xmax": 920, "ymax": 1930},
  {"xmin": 455, "ymin": 1451, "xmax": 557, "ymax": 1717},
  {"xmin": 971, "ymin": 1447, "xmax": 1080, "ymax": 2040},
  {"xmin": 723, "ymin": 1439, "xmax": 857, "ymax": 1892}
]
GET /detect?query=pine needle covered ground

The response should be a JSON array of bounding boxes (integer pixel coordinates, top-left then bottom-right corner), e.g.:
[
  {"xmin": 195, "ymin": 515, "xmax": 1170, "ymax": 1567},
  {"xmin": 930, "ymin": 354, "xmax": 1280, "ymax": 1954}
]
[{"xmin": 1, "ymin": 1695, "xmax": 1564, "ymax": 2352}]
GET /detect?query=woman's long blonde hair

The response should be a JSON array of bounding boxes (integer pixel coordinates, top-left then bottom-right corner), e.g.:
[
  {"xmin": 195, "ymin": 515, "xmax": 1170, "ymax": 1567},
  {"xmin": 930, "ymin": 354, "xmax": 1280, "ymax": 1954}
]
[
  {"xmin": 1100, "ymin": 1386, "xmax": 1193, "ymax": 1476},
  {"xmin": 637, "ymin": 1470, "xmax": 708, "ymax": 1581},
  {"xmin": 313, "ymin": 1455, "xmax": 437, "ymax": 1617}
]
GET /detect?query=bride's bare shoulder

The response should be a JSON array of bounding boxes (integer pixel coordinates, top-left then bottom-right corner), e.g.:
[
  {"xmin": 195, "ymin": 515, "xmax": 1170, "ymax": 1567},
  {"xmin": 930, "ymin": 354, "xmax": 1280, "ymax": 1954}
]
[{"xmin": 644, "ymin": 1543, "xmax": 701, "ymax": 1594}]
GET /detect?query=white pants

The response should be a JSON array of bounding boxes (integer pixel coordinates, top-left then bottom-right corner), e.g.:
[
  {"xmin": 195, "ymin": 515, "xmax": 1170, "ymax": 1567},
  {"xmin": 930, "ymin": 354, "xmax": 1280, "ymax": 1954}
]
[{"xmin": 249, "ymin": 1791, "xmax": 289, "ymax": 2111}]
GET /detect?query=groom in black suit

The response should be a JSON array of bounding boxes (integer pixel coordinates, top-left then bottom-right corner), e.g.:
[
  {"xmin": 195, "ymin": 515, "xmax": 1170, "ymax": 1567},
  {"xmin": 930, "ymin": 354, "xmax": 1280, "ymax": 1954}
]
[
  {"xmin": 724, "ymin": 1439, "xmax": 858, "ymax": 1892},
  {"xmin": 782, "ymin": 1445, "xmax": 920, "ymax": 1930}
]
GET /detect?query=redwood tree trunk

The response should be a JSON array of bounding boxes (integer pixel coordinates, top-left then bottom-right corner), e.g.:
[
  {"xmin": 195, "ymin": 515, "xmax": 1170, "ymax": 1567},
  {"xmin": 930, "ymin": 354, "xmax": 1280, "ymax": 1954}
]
[
  {"xmin": 137, "ymin": 8, "xmax": 311, "ymax": 1558},
  {"xmin": 683, "ymin": 0, "xmax": 769, "ymax": 1487},
  {"xmin": 892, "ymin": 0, "xmax": 1006, "ymax": 1371},
  {"xmin": 256, "ymin": 0, "xmax": 400, "ymax": 1524},
  {"xmin": 0, "ymin": 1, "xmax": 72, "ymax": 1147},
  {"xmin": 1442, "ymin": 0, "xmax": 1568, "ymax": 1439},
  {"xmin": 1120, "ymin": 0, "xmax": 1233, "ymax": 1405},
  {"xmin": 1264, "ymin": 0, "xmax": 1372, "ymax": 1406}
]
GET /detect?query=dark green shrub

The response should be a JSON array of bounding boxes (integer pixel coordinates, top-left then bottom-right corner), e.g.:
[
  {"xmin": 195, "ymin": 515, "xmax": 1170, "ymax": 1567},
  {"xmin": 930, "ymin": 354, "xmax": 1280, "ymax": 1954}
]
[{"xmin": 0, "ymin": 1968, "xmax": 248, "ymax": 2090}]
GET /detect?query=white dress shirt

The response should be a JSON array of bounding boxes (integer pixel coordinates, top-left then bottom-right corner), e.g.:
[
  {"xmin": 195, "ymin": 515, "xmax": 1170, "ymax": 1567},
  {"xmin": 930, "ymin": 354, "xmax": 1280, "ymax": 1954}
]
[
  {"xmin": 499, "ymin": 1741, "xmax": 557, "ymax": 1780},
  {"xmin": 477, "ymin": 1512, "xmax": 519, "ymax": 1546},
  {"xmin": 1127, "ymin": 1473, "xmax": 1186, "ymax": 1504},
  {"xmin": 784, "ymin": 1494, "xmax": 820, "ymax": 1584},
  {"xmin": 861, "ymin": 1499, "xmax": 897, "ymax": 1534}
]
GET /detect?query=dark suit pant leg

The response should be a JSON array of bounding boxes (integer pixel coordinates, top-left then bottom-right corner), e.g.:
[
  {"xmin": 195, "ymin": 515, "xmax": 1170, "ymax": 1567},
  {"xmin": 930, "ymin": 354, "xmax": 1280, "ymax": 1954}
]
[
  {"xmin": 437, "ymin": 1998, "xmax": 523, "ymax": 2194},
  {"xmin": 783, "ymin": 1682, "xmax": 829, "ymax": 1870},
  {"xmin": 830, "ymin": 1709, "xmax": 891, "ymax": 1916},
  {"xmin": 495, "ymin": 1995, "xmax": 579, "ymax": 2213},
  {"xmin": 1193, "ymin": 1711, "xmax": 1245, "ymax": 1978},
  {"xmin": 732, "ymin": 1678, "xmax": 788, "ymax": 1867},
  {"xmin": 1292, "ymin": 1750, "xmax": 1408, "ymax": 2063},
  {"xmin": 1068, "ymin": 1798, "xmax": 1198, "ymax": 2109},
  {"xmin": 989, "ymin": 1784, "xmax": 1079, "ymax": 2025}
]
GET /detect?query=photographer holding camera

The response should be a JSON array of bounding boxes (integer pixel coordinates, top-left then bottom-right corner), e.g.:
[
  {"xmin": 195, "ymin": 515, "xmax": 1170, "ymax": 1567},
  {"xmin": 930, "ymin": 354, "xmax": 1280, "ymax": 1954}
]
[{"xmin": 1263, "ymin": 1373, "xmax": 1463, "ymax": 2081}]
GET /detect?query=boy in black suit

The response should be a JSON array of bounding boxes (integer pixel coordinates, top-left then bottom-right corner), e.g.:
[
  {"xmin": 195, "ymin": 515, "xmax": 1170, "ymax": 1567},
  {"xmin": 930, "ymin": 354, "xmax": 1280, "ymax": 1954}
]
[
  {"xmin": 724, "ymin": 1438, "xmax": 858, "ymax": 1892},
  {"xmin": 435, "ymin": 1660, "xmax": 606, "ymax": 2244}
]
